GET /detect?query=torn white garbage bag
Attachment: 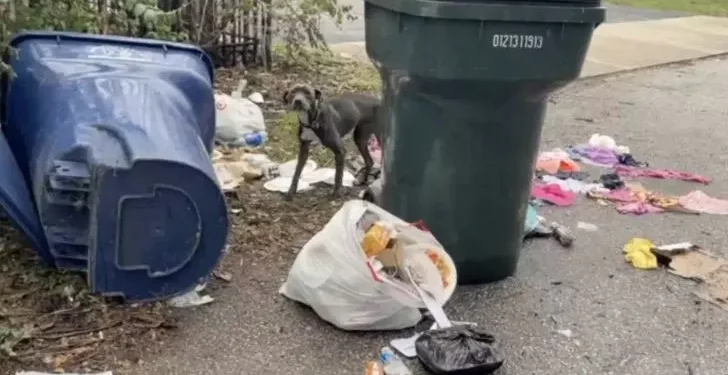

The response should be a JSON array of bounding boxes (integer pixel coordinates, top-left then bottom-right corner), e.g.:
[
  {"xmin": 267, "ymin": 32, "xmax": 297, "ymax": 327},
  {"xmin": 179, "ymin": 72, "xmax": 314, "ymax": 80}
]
[
  {"xmin": 280, "ymin": 200, "xmax": 457, "ymax": 331},
  {"xmin": 214, "ymin": 83, "xmax": 266, "ymax": 146}
]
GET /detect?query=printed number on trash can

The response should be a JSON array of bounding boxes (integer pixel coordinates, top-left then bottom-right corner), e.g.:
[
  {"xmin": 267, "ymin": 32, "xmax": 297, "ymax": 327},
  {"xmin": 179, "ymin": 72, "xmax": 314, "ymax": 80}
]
[{"xmin": 491, "ymin": 34, "xmax": 543, "ymax": 49}]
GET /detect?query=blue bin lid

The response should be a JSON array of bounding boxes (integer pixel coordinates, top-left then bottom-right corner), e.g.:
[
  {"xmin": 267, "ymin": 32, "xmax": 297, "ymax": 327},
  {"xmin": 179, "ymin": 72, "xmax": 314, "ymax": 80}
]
[{"xmin": 9, "ymin": 31, "xmax": 215, "ymax": 84}]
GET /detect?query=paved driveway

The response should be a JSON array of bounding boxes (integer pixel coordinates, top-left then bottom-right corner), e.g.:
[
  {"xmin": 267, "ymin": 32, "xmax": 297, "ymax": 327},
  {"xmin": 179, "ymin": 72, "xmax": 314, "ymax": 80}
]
[{"xmin": 130, "ymin": 56, "xmax": 728, "ymax": 375}]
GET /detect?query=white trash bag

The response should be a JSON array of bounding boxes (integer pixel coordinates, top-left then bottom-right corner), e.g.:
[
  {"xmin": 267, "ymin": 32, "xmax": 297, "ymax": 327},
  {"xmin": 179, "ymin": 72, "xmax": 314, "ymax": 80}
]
[
  {"xmin": 214, "ymin": 80, "xmax": 266, "ymax": 146},
  {"xmin": 279, "ymin": 200, "xmax": 456, "ymax": 331}
]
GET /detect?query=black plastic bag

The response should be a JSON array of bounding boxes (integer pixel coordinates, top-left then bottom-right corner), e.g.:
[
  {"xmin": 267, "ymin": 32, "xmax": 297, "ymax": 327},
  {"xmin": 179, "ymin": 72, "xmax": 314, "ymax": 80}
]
[{"xmin": 415, "ymin": 325, "xmax": 505, "ymax": 375}]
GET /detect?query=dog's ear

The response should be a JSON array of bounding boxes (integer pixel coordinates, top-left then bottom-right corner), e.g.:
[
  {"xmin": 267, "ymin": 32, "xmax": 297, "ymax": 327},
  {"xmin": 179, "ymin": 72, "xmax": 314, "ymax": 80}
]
[
  {"xmin": 314, "ymin": 89, "xmax": 323, "ymax": 101},
  {"xmin": 282, "ymin": 90, "xmax": 290, "ymax": 104}
]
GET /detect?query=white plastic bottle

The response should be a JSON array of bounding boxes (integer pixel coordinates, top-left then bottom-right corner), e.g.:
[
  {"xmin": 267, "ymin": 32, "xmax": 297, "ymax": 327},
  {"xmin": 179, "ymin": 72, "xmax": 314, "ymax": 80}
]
[{"xmin": 379, "ymin": 347, "xmax": 412, "ymax": 375}]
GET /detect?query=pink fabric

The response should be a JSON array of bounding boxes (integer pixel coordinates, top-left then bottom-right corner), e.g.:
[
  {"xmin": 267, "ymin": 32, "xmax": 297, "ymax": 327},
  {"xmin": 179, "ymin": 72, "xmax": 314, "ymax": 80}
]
[
  {"xmin": 604, "ymin": 188, "xmax": 637, "ymax": 203},
  {"xmin": 679, "ymin": 190, "xmax": 728, "ymax": 215},
  {"xmin": 531, "ymin": 183, "xmax": 576, "ymax": 207},
  {"xmin": 368, "ymin": 135, "xmax": 382, "ymax": 165},
  {"xmin": 613, "ymin": 165, "xmax": 711, "ymax": 184},
  {"xmin": 616, "ymin": 202, "xmax": 665, "ymax": 215}
]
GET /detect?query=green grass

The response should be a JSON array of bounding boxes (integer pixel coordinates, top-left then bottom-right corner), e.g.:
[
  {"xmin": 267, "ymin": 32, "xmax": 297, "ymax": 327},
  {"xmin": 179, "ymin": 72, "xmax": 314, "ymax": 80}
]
[{"xmin": 610, "ymin": 0, "xmax": 728, "ymax": 16}]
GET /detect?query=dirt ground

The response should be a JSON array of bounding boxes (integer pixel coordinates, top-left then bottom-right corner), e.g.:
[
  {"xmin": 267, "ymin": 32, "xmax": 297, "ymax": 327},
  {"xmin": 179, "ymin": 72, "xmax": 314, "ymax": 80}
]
[{"xmin": 0, "ymin": 50, "xmax": 378, "ymax": 374}]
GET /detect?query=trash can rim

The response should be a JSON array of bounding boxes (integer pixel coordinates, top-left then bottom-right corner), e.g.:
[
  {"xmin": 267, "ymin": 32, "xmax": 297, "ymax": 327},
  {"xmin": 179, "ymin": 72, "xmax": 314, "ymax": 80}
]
[
  {"xmin": 9, "ymin": 31, "xmax": 215, "ymax": 84},
  {"xmin": 365, "ymin": 0, "xmax": 606, "ymax": 23}
]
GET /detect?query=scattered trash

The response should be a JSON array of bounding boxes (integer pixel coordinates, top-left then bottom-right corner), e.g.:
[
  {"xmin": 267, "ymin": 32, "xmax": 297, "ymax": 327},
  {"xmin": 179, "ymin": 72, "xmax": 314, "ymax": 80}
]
[
  {"xmin": 390, "ymin": 321, "xmax": 477, "ymax": 359},
  {"xmin": 211, "ymin": 149, "xmax": 279, "ymax": 192},
  {"xmin": 576, "ymin": 222, "xmax": 599, "ymax": 232},
  {"xmin": 264, "ymin": 159, "xmax": 357, "ymax": 193},
  {"xmin": 379, "ymin": 346, "xmax": 413, "ymax": 375},
  {"xmin": 679, "ymin": 190, "xmax": 728, "ymax": 215},
  {"xmin": 550, "ymin": 222, "xmax": 575, "ymax": 248},
  {"xmin": 278, "ymin": 159, "xmax": 318, "ymax": 178},
  {"xmin": 247, "ymin": 91, "xmax": 265, "ymax": 104},
  {"xmin": 555, "ymin": 328, "xmax": 574, "ymax": 338},
  {"xmin": 361, "ymin": 177, "xmax": 383, "ymax": 204},
  {"xmin": 652, "ymin": 243, "xmax": 728, "ymax": 311},
  {"xmin": 263, "ymin": 177, "xmax": 312, "ymax": 193},
  {"xmin": 523, "ymin": 204, "xmax": 541, "ymax": 235},
  {"xmin": 623, "ymin": 238, "xmax": 657, "ymax": 270},
  {"xmin": 415, "ymin": 324, "xmax": 505, "ymax": 375},
  {"xmin": 365, "ymin": 360, "xmax": 385, "ymax": 375},
  {"xmin": 213, "ymin": 270, "xmax": 233, "ymax": 282},
  {"xmin": 531, "ymin": 183, "xmax": 576, "ymax": 207},
  {"xmin": 279, "ymin": 200, "xmax": 456, "ymax": 330},
  {"xmin": 167, "ymin": 284, "xmax": 215, "ymax": 308},
  {"xmin": 215, "ymin": 80, "xmax": 267, "ymax": 147}
]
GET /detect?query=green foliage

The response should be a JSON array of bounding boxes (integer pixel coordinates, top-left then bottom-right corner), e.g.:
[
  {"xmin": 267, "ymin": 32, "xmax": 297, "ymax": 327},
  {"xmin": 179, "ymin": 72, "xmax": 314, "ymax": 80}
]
[
  {"xmin": 274, "ymin": 0, "xmax": 355, "ymax": 59},
  {"xmin": 0, "ymin": 0, "xmax": 354, "ymax": 75}
]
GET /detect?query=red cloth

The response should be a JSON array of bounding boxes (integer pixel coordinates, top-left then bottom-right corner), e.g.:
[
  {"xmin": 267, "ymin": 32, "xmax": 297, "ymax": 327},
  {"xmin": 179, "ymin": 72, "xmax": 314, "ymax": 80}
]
[{"xmin": 531, "ymin": 184, "xmax": 576, "ymax": 207}]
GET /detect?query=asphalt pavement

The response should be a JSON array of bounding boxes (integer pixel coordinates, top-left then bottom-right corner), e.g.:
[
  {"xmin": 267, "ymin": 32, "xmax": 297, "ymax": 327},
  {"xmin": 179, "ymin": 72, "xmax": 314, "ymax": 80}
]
[
  {"xmin": 320, "ymin": 2, "xmax": 691, "ymax": 44},
  {"xmin": 130, "ymin": 56, "xmax": 728, "ymax": 375}
]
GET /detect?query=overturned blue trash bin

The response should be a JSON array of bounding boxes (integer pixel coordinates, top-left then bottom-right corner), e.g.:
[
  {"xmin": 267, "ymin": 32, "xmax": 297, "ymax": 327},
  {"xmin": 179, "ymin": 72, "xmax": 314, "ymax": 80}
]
[{"xmin": 0, "ymin": 32, "xmax": 229, "ymax": 301}]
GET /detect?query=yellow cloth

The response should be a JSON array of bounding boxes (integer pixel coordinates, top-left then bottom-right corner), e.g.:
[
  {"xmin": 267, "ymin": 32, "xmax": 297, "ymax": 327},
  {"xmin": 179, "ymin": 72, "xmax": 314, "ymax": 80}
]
[{"xmin": 623, "ymin": 238, "xmax": 658, "ymax": 269}]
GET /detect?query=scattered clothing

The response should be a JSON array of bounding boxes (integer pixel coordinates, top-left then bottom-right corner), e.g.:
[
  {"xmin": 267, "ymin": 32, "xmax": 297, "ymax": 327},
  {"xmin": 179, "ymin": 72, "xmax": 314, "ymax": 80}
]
[
  {"xmin": 588, "ymin": 133, "xmax": 617, "ymax": 150},
  {"xmin": 531, "ymin": 183, "xmax": 576, "ymax": 207},
  {"xmin": 679, "ymin": 190, "xmax": 728, "ymax": 215},
  {"xmin": 623, "ymin": 238, "xmax": 658, "ymax": 270},
  {"xmin": 554, "ymin": 171, "xmax": 590, "ymax": 181},
  {"xmin": 616, "ymin": 202, "xmax": 665, "ymax": 215},
  {"xmin": 589, "ymin": 188, "xmax": 635, "ymax": 203},
  {"xmin": 627, "ymin": 183, "xmax": 681, "ymax": 210},
  {"xmin": 588, "ymin": 184, "xmax": 678, "ymax": 215},
  {"xmin": 617, "ymin": 153, "xmax": 648, "ymax": 168},
  {"xmin": 541, "ymin": 175, "xmax": 605, "ymax": 195},
  {"xmin": 599, "ymin": 173, "xmax": 624, "ymax": 190},
  {"xmin": 568, "ymin": 145, "xmax": 619, "ymax": 167},
  {"xmin": 536, "ymin": 149, "xmax": 580, "ymax": 174},
  {"xmin": 588, "ymin": 133, "xmax": 631, "ymax": 155},
  {"xmin": 612, "ymin": 165, "xmax": 711, "ymax": 184}
]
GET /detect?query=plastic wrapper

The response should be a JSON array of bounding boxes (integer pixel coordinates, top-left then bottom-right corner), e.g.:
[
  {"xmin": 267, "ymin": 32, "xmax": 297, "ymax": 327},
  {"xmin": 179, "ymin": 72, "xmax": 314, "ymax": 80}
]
[{"xmin": 415, "ymin": 325, "xmax": 505, "ymax": 375}]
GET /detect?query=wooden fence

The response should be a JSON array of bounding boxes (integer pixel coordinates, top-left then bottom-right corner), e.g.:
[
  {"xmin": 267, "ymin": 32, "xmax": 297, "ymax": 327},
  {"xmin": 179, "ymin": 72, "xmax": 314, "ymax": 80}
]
[{"xmin": 158, "ymin": 0, "xmax": 272, "ymax": 69}]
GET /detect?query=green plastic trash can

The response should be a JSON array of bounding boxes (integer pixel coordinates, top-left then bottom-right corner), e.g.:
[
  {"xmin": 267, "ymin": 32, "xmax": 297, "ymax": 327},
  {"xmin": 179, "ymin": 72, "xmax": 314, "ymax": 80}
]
[{"xmin": 366, "ymin": 0, "xmax": 605, "ymax": 284}]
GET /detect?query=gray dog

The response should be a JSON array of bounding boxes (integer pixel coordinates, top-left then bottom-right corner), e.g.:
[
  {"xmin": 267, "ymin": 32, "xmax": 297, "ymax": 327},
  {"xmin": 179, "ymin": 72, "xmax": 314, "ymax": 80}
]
[{"xmin": 282, "ymin": 84, "xmax": 381, "ymax": 200}]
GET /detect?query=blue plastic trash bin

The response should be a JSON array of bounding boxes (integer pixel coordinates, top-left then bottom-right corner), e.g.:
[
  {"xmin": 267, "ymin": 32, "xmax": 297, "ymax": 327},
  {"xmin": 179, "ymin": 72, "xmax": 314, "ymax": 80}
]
[{"xmin": 0, "ymin": 32, "xmax": 229, "ymax": 301}]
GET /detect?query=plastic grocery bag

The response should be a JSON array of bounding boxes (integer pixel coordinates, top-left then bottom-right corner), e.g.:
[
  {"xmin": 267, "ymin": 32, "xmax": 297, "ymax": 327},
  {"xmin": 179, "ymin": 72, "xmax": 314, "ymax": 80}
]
[
  {"xmin": 279, "ymin": 200, "xmax": 454, "ymax": 331},
  {"xmin": 214, "ymin": 88, "xmax": 266, "ymax": 146}
]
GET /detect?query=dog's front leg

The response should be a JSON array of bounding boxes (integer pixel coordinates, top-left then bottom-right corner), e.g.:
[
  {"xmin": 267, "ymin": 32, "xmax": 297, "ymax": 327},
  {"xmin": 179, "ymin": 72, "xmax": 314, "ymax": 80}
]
[
  {"xmin": 332, "ymin": 149, "xmax": 345, "ymax": 197},
  {"xmin": 285, "ymin": 141, "xmax": 311, "ymax": 201}
]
